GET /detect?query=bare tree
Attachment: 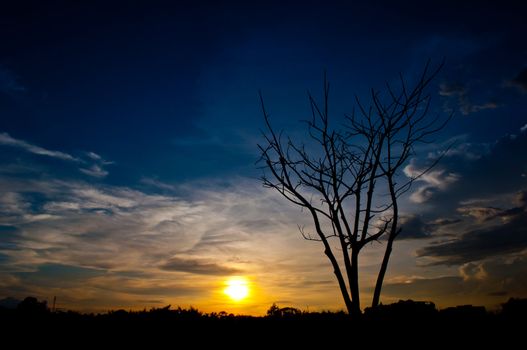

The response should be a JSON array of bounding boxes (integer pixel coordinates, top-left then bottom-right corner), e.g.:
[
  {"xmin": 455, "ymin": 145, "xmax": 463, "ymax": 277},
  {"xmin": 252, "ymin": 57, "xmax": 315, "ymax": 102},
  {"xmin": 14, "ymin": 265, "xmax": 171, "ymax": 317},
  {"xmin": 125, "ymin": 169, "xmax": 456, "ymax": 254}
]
[{"xmin": 258, "ymin": 62, "xmax": 451, "ymax": 318}]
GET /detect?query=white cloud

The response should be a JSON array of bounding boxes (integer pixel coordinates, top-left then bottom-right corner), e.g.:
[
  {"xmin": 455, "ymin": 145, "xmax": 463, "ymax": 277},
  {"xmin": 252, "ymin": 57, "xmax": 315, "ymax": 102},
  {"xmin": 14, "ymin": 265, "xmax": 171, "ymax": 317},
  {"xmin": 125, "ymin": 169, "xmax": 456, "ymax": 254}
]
[
  {"xmin": 85, "ymin": 151, "xmax": 114, "ymax": 165},
  {"xmin": 0, "ymin": 176, "xmax": 317, "ymax": 277},
  {"xmin": 79, "ymin": 164, "xmax": 109, "ymax": 178},
  {"xmin": 81, "ymin": 152, "xmax": 113, "ymax": 177},
  {"xmin": 0, "ymin": 132, "xmax": 113, "ymax": 178},
  {"xmin": 521, "ymin": 123, "xmax": 527, "ymax": 133},
  {"xmin": 0, "ymin": 132, "xmax": 79, "ymax": 161},
  {"xmin": 140, "ymin": 178, "xmax": 177, "ymax": 191},
  {"xmin": 86, "ymin": 151, "xmax": 101, "ymax": 160},
  {"xmin": 0, "ymin": 175, "xmax": 344, "ymax": 313},
  {"xmin": 427, "ymin": 142, "xmax": 488, "ymax": 161},
  {"xmin": 404, "ymin": 163, "xmax": 460, "ymax": 203}
]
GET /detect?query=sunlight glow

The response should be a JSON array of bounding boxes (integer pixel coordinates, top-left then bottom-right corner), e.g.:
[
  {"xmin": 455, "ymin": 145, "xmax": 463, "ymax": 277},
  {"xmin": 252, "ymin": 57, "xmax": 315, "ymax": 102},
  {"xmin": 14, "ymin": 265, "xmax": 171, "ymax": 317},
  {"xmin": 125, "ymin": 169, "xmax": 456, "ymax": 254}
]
[{"xmin": 224, "ymin": 276, "xmax": 250, "ymax": 302}]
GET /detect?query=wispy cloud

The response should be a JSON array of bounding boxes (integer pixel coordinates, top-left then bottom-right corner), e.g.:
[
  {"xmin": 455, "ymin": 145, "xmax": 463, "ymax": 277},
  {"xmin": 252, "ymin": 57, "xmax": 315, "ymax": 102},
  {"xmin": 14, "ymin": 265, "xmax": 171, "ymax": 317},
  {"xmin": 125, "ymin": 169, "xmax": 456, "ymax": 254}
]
[
  {"xmin": 414, "ymin": 127, "xmax": 527, "ymax": 211},
  {"xmin": 382, "ymin": 254, "xmax": 527, "ymax": 307},
  {"xmin": 86, "ymin": 151, "xmax": 102, "ymax": 161},
  {"xmin": 140, "ymin": 178, "xmax": 177, "ymax": 191},
  {"xmin": 418, "ymin": 190, "xmax": 527, "ymax": 265},
  {"xmin": 80, "ymin": 152, "xmax": 113, "ymax": 178},
  {"xmin": 427, "ymin": 140, "xmax": 490, "ymax": 161},
  {"xmin": 2, "ymin": 128, "xmax": 525, "ymax": 312},
  {"xmin": 0, "ymin": 132, "xmax": 112, "ymax": 178},
  {"xmin": 160, "ymin": 257, "xmax": 240, "ymax": 275},
  {"xmin": 407, "ymin": 131, "xmax": 527, "ymax": 289},
  {"xmin": 439, "ymin": 82, "xmax": 498, "ymax": 115},
  {"xmin": 0, "ymin": 132, "xmax": 79, "ymax": 162},
  {"xmin": 85, "ymin": 151, "xmax": 113, "ymax": 165},
  {"xmin": 404, "ymin": 163, "xmax": 460, "ymax": 203},
  {"xmin": 457, "ymin": 206, "xmax": 502, "ymax": 222},
  {"xmin": 439, "ymin": 82, "xmax": 465, "ymax": 97},
  {"xmin": 0, "ymin": 174, "xmax": 336, "ymax": 312},
  {"xmin": 79, "ymin": 165, "xmax": 109, "ymax": 178}
]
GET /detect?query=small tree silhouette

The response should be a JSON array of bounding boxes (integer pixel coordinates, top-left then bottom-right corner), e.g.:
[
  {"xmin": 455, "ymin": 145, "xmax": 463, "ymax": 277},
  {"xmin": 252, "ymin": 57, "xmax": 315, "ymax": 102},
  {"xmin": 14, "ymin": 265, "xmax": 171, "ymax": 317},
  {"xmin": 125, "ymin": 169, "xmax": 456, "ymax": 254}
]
[
  {"xmin": 17, "ymin": 296, "xmax": 48, "ymax": 315},
  {"xmin": 259, "ymin": 62, "xmax": 450, "ymax": 318}
]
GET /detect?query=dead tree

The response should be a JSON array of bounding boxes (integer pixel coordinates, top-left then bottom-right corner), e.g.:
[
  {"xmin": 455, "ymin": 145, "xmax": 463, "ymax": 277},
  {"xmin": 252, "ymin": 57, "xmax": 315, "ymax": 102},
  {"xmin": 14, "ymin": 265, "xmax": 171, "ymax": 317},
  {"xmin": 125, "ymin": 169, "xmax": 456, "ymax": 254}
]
[{"xmin": 258, "ymin": 62, "xmax": 450, "ymax": 318}]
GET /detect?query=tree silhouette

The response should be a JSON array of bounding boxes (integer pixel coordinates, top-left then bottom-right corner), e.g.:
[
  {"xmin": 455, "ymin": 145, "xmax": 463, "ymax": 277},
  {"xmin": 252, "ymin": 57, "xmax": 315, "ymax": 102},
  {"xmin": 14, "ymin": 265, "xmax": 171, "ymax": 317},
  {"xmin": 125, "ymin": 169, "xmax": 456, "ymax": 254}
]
[{"xmin": 258, "ymin": 62, "xmax": 450, "ymax": 317}]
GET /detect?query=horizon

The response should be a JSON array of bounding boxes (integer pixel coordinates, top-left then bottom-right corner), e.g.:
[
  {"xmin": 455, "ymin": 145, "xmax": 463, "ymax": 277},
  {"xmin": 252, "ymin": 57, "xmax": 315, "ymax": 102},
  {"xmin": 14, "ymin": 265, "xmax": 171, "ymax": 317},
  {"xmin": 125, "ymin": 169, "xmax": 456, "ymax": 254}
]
[
  {"xmin": 1, "ymin": 0, "xmax": 526, "ymax": 316},
  {"xmin": 1, "ymin": 295, "xmax": 520, "ymax": 315}
]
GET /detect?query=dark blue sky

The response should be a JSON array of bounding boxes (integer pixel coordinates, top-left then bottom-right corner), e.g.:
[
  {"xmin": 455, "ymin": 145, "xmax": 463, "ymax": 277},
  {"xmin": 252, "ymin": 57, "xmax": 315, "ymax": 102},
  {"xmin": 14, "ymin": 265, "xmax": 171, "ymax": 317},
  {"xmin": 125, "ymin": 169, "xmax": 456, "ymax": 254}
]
[
  {"xmin": 2, "ymin": 0, "xmax": 525, "ymax": 184},
  {"xmin": 0, "ymin": 1, "xmax": 526, "ymax": 312}
]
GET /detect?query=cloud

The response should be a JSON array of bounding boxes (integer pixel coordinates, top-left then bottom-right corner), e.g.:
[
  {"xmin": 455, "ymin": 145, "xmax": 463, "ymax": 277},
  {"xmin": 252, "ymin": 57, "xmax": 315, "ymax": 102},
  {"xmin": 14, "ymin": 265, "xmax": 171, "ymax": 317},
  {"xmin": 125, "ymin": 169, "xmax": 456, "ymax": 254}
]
[
  {"xmin": 382, "ymin": 276, "xmax": 465, "ymax": 300},
  {"xmin": 85, "ymin": 151, "xmax": 113, "ymax": 165},
  {"xmin": 408, "ymin": 121, "xmax": 527, "ymax": 274},
  {"xmin": 457, "ymin": 206, "xmax": 502, "ymax": 222},
  {"xmin": 86, "ymin": 152, "xmax": 102, "ymax": 161},
  {"xmin": 418, "ymin": 192, "xmax": 527, "ymax": 265},
  {"xmin": 80, "ymin": 151, "xmax": 113, "ymax": 178},
  {"xmin": 79, "ymin": 165, "xmax": 109, "ymax": 178},
  {"xmin": 382, "ymin": 255, "xmax": 527, "ymax": 305},
  {"xmin": 427, "ymin": 141, "xmax": 490, "ymax": 161},
  {"xmin": 468, "ymin": 102, "xmax": 498, "ymax": 113},
  {"xmin": 0, "ymin": 173, "xmax": 329, "ymax": 312},
  {"xmin": 515, "ymin": 190, "xmax": 527, "ymax": 206},
  {"xmin": 0, "ymin": 192, "xmax": 30, "ymax": 216},
  {"xmin": 411, "ymin": 132, "xmax": 527, "ymax": 282},
  {"xmin": 414, "ymin": 130, "xmax": 527, "ymax": 214},
  {"xmin": 140, "ymin": 178, "xmax": 177, "ymax": 192},
  {"xmin": 439, "ymin": 82, "xmax": 498, "ymax": 115},
  {"xmin": 429, "ymin": 218, "xmax": 461, "ymax": 226},
  {"xmin": 396, "ymin": 215, "xmax": 462, "ymax": 240},
  {"xmin": 459, "ymin": 262, "xmax": 487, "ymax": 281},
  {"xmin": 404, "ymin": 163, "xmax": 460, "ymax": 203},
  {"xmin": 0, "ymin": 132, "xmax": 113, "ymax": 178},
  {"xmin": 506, "ymin": 67, "xmax": 527, "ymax": 93},
  {"xmin": 521, "ymin": 124, "xmax": 527, "ymax": 133},
  {"xmin": 0, "ymin": 132, "xmax": 78, "ymax": 162},
  {"xmin": 397, "ymin": 215, "xmax": 432, "ymax": 240},
  {"xmin": 160, "ymin": 257, "xmax": 240, "ymax": 275},
  {"xmin": 439, "ymin": 82, "xmax": 465, "ymax": 97}
]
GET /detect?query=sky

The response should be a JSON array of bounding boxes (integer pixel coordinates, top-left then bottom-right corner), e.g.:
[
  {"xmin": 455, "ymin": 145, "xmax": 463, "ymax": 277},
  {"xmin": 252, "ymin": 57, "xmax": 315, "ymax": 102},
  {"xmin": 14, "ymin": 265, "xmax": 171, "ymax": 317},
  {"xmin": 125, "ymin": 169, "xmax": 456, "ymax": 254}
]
[{"xmin": 0, "ymin": 0, "xmax": 526, "ymax": 314}]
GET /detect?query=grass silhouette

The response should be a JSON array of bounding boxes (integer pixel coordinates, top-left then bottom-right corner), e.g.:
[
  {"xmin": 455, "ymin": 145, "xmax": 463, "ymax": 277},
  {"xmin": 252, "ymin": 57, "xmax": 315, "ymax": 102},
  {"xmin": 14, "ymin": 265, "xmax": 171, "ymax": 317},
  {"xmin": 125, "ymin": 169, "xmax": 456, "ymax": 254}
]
[{"xmin": 2, "ymin": 296, "xmax": 525, "ymax": 344}]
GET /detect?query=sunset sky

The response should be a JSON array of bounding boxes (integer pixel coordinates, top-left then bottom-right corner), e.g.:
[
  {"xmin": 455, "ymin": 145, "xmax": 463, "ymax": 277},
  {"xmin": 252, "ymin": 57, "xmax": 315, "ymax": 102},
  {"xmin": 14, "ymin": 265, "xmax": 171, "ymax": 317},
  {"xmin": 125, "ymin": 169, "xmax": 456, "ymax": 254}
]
[{"xmin": 1, "ymin": 1, "xmax": 526, "ymax": 314}]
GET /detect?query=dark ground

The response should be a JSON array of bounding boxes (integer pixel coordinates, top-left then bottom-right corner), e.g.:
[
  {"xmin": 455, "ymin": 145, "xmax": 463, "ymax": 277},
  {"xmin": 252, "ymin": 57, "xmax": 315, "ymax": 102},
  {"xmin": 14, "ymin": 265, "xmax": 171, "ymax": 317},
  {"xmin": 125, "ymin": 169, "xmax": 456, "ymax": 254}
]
[{"xmin": 1, "ymin": 297, "xmax": 525, "ymax": 346}]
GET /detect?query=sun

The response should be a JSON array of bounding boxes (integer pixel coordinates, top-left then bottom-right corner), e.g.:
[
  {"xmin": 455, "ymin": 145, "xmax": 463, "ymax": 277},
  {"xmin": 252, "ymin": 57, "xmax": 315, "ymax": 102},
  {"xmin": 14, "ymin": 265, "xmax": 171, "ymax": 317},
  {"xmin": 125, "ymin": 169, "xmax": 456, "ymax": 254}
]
[{"xmin": 224, "ymin": 276, "xmax": 250, "ymax": 302}]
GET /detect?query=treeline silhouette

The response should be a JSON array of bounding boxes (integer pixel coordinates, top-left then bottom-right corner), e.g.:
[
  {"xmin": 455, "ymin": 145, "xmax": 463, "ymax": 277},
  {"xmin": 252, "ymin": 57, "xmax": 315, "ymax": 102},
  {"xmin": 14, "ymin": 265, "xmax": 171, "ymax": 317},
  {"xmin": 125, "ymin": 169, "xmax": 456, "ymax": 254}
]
[
  {"xmin": 3, "ymin": 296, "xmax": 526, "ymax": 321},
  {"xmin": 1, "ymin": 296, "xmax": 524, "ymax": 345}
]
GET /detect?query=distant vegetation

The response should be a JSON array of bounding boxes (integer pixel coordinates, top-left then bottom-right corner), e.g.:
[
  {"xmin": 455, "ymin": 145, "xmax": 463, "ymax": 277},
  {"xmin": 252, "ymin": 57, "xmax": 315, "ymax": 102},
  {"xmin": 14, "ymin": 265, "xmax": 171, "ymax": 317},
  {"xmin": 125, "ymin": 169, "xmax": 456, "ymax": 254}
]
[
  {"xmin": 2, "ymin": 296, "xmax": 526, "ymax": 322},
  {"xmin": 1, "ymin": 297, "xmax": 524, "ymax": 344}
]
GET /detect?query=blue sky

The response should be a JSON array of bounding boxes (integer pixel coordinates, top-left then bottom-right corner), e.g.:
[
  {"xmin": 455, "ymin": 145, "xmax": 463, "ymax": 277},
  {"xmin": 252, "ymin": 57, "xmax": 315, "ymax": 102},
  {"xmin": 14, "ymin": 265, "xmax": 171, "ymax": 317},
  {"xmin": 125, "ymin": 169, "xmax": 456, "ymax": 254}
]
[{"xmin": 0, "ymin": 1, "xmax": 526, "ymax": 313}]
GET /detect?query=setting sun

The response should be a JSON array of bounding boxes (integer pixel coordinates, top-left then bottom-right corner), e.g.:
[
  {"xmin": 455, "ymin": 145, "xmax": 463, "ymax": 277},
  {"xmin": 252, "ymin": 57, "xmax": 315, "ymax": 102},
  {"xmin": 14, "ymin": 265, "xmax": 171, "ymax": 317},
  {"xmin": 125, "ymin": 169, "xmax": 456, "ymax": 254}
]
[{"xmin": 224, "ymin": 277, "xmax": 250, "ymax": 302}]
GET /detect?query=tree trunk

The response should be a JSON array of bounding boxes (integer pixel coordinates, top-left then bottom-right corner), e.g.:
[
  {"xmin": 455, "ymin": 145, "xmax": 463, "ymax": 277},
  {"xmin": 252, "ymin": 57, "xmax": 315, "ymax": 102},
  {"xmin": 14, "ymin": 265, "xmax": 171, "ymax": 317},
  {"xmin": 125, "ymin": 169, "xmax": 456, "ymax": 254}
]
[
  {"xmin": 371, "ymin": 234, "xmax": 395, "ymax": 308},
  {"xmin": 349, "ymin": 250, "xmax": 362, "ymax": 318},
  {"xmin": 325, "ymin": 249, "xmax": 354, "ymax": 316}
]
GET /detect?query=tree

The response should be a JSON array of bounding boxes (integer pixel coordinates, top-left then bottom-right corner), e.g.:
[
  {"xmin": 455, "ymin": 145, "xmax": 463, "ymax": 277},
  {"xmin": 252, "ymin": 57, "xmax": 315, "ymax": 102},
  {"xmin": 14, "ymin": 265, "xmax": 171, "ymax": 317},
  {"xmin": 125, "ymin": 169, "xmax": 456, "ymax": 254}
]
[{"xmin": 258, "ymin": 62, "xmax": 450, "ymax": 318}]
